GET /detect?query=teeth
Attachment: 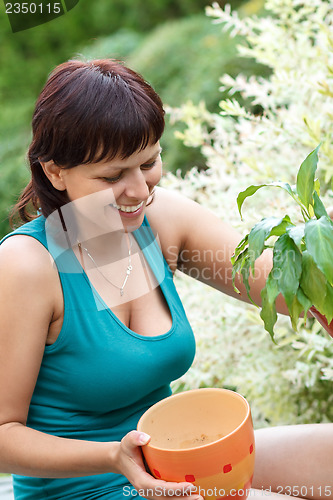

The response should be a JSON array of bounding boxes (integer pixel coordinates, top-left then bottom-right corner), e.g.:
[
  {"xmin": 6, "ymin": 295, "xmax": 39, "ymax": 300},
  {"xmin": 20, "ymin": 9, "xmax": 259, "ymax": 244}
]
[{"xmin": 112, "ymin": 201, "xmax": 144, "ymax": 213}]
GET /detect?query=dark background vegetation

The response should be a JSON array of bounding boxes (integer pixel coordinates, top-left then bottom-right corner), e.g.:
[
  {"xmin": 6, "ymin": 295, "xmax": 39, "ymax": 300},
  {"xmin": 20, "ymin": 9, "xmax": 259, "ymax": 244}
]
[{"xmin": 0, "ymin": 0, "xmax": 266, "ymax": 237}]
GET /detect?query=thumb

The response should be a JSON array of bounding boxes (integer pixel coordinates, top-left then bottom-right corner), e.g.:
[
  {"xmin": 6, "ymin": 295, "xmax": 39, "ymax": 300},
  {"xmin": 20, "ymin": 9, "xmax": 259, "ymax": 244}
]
[{"xmin": 122, "ymin": 430, "xmax": 151, "ymax": 451}]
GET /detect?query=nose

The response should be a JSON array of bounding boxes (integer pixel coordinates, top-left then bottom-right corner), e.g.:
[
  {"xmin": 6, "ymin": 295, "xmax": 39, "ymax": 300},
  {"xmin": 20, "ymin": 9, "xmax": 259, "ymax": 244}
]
[{"xmin": 124, "ymin": 169, "xmax": 150, "ymax": 201}]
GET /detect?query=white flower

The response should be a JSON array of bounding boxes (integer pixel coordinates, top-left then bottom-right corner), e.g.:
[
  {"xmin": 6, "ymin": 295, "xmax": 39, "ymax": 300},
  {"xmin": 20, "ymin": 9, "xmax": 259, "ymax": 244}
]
[{"xmin": 166, "ymin": 0, "xmax": 333, "ymax": 426}]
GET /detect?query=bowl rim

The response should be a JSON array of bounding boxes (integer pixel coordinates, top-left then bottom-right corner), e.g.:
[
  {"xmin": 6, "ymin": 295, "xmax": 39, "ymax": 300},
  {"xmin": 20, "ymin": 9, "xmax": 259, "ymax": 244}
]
[{"xmin": 137, "ymin": 387, "xmax": 251, "ymax": 453}]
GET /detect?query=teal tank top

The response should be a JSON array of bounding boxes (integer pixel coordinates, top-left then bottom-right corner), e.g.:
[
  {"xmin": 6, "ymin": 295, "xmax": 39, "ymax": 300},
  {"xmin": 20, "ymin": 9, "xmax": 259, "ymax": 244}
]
[{"xmin": 0, "ymin": 216, "xmax": 196, "ymax": 499}]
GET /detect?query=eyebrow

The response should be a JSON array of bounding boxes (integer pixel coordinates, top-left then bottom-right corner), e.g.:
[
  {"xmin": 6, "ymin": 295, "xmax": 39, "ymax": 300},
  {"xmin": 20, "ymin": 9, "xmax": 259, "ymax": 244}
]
[{"xmin": 100, "ymin": 147, "xmax": 163, "ymax": 172}]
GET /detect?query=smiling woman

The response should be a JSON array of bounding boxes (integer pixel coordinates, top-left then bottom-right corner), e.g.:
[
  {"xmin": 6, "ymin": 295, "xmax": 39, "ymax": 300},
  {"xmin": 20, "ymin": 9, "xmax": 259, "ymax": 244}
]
[
  {"xmin": 13, "ymin": 59, "xmax": 165, "ymax": 223},
  {"xmin": 0, "ymin": 59, "xmax": 199, "ymax": 500},
  {"xmin": 0, "ymin": 58, "xmax": 332, "ymax": 500},
  {"xmin": 39, "ymin": 142, "xmax": 163, "ymax": 232}
]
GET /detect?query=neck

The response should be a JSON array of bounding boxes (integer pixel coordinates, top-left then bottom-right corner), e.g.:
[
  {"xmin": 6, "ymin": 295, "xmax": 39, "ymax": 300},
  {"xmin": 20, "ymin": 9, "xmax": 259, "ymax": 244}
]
[{"xmin": 77, "ymin": 230, "xmax": 132, "ymax": 264}]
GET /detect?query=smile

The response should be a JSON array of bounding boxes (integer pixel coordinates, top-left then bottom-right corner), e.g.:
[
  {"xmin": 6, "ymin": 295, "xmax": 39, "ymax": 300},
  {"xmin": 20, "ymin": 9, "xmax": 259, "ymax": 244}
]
[{"xmin": 112, "ymin": 201, "xmax": 144, "ymax": 213}]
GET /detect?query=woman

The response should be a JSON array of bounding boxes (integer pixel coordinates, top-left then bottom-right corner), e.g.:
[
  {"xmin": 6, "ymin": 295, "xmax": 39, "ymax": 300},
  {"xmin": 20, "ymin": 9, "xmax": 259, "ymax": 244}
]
[{"xmin": 0, "ymin": 59, "xmax": 331, "ymax": 500}]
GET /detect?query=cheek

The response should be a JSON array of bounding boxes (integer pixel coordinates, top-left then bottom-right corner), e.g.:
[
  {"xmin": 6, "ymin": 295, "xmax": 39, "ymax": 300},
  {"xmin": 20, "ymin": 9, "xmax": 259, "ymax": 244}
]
[
  {"xmin": 149, "ymin": 163, "xmax": 163, "ymax": 186},
  {"xmin": 66, "ymin": 184, "xmax": 94, "ymax": 201}
]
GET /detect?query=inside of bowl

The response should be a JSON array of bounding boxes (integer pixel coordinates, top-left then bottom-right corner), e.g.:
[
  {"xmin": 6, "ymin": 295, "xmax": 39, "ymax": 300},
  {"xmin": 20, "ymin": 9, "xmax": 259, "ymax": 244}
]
[{"xmin": 139, "ymin": 390, "xmax": 248, "ymax": 450}]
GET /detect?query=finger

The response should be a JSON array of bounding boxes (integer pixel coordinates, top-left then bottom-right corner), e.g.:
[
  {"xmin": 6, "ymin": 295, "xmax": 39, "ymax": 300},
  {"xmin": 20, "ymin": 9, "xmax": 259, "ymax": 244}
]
[{"xmin": 122, "ymin": 430, "xmax": 151, "ymax": 451}]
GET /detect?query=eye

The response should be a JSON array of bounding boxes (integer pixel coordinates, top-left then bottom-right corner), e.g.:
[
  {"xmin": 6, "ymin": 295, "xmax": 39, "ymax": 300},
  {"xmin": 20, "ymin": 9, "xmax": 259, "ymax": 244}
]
[
  {"xmin": 101, "ymin": 173, "xmax": 122, "ymax": 183},
  {"xmin": 141, "ymin": 159, "xmax": 158, "ymax": 170}
]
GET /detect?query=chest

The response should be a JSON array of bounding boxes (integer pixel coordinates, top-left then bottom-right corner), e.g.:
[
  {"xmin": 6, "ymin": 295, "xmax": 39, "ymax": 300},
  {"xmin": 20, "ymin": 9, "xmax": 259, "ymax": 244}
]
[
  {"xmin": 39, "ymin": 255, "xmax": 196, "ymax": 416},
  {"xmin": 49, "ymin": 281, "xmax": 173, "ymax": 346},
  {"xmin": 35, "ymin": 307, "xmax": 196, "ymax": 419},
  {"xmin": 48, "ymin": 234, "xmax": 178, "ymax": 344}
]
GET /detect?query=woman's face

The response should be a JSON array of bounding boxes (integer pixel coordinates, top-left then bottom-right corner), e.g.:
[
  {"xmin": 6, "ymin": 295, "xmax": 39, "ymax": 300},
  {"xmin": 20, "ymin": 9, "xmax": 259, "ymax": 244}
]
[{"xmin": 57, "ymin": 142, "xmax": 162, "ymax": 233}]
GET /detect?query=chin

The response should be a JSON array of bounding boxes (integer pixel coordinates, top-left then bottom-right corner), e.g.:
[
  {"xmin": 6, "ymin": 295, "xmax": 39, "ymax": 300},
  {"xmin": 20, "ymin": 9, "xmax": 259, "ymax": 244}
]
[{"xmin": 123, "ymin": 215, "xmax": 145, "ymax": 232}]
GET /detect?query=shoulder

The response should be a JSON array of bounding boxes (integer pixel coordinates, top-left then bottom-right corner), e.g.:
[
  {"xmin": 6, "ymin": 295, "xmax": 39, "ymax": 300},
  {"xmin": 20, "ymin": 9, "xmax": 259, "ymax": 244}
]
[
  {"xmin": 146, "ymin": 186, "xmax": 216, "ymax": 235},
  {"xmin": 0, "ymin": 234, "xmax": 56, "ymax": 300},
  {"xmin": 145, "ymin": 187, "xmax": 211, "ymax": 271},
  {"xmin": 148, "ymin": 185, "xmax": 200, "ymax": 212},
  {"xmin": 0, "ymin": 234, "xmax": 59, "ymax": 425},
  {"xmin": 0, "ymin": 234, "xmax": 54, "ymax": 274}
]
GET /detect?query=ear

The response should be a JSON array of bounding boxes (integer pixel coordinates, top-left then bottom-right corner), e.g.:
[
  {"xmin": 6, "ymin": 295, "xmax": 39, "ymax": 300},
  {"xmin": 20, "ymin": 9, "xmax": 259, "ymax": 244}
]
[{"xmin": 39, "ymin": 160, "xmax": 66, "ymax": 191}]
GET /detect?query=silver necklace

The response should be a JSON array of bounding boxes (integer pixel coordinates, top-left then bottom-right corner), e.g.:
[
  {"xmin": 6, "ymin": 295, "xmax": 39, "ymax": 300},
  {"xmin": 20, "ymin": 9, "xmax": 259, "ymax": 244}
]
[{"xmin": 77, "ymin": 235, "xmax": 133, "ymax": 296}]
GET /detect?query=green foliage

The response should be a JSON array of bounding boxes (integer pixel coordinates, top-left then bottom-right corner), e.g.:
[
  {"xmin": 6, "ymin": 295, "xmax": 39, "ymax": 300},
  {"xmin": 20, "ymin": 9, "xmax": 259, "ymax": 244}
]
[
  {"xmin": 0, "ymin": 100, "xmax": 32, "ymax": 236},
  {"xmin": 171, "ymin": 276, "xmax": 333, "ymax": 427},
  {"xmin": 0, "ymin": 0, "xmax": 231, "ymax": 100},
  {"xmin": 169, "ymin": 0, "xmax": 333, "ymax": 187},
  {"xmin": 232, "ymin": 147, "xmax": 333, "ymax": 339},
  {"xmin": 77, "ymin": 29, "xmax": 144, "ymax": 61},
  {"xmin": 79, "ymin": 13, "xmax": 269, "ymax": 174},
  {"xmin": 296, "ymin": 148, "xmax": 320, "ymax": 211},
  {"xmin": 0, "ymin": 1, "xmax": 265, "ymax": 238},
  {"xmin": 166, "ymin": 0, "xmax": 333, "ymax": 425},
  {"xmin": 127, "ymin": 14, "xmax": 269, "ymax": 173}
]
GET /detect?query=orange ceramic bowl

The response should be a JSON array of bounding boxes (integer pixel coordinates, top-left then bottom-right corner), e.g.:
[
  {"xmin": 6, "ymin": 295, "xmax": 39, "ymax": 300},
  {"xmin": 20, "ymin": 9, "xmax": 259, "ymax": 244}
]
[{"xmin": 137, "ymin": 388, "xmax": 255, "ymax": 500}]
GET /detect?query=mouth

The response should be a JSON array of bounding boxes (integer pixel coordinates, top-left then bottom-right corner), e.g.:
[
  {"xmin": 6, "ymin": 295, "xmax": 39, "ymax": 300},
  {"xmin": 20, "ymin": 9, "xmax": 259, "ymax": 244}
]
[{"xmin": 111, "ymin": 201, "xmax": 144, "ymax": 215}]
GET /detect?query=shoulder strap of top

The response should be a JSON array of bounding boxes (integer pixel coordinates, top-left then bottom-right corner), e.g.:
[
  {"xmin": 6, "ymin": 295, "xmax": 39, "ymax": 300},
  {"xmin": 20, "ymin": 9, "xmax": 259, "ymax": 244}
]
[
  {"xmin": 0, "ymin": 216, "xmax": 82, "ymax": 275},
  {"xmin": 1, "ymin": 215, "xmax": 170, "ymax": 282},
  {"xmin": 133, "ymin": 216, "xmax": 169, "ymax": 284},
  {"xmin": 0, "ymin": 216, "xmax": 48, "ymax": 249}
]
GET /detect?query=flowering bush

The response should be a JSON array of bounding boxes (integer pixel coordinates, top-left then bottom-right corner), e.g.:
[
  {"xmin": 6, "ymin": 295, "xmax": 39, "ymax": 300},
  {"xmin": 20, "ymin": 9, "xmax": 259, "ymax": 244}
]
[{"xmin": 166, "ymin": 0, "xmax": 333, "ymax": 427}]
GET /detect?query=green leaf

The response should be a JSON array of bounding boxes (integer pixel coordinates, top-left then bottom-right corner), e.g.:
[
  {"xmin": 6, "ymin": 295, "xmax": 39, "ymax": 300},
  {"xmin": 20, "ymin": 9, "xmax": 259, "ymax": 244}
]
[
  {"xmin": 289, "ymin": 184, "xmax": 298, "ymax": 195},
  {"xmin": 236, "ymin": 182, "xmax": 296, "ymax": 218},
  {"xmin": 260, "ymin": 272, "xmax": 279, "ymax": 342},
  {"xmin": 296, "ymin": 145, "xmax": 320, "ymax": 209},
  {"xmin": 231, "ymin": 253, "xmax": 245, "ymax": 293},
  {"xmin": 322, "ymin": 282, "xmax": 333, "ymax": 324},
  {"xmin": 300, "ymin": 251, "xmax": 327, "ymax": 313},
  {"xmin": 231, "ymin": 248, "xmax": 257, "ymax": 305},
  {"xmin": 272, "ymin": 233, "xmax": 302, "ymax": 309},
  {"xmin": 269, "ymin": 215, "xmax": 293, "ymax": 236},
  {"xmin": 288, "ymin": 288, "xmax": 312, "ymax": 330},
  {"xmin": 289, "ymin": 294, "xmax": 303, "ymax": 331},
  {"xmin": 286, "ymin": 225, "xmax": 305, "ymax": 248},
  {"xmin": 314, "ymin": 178, "xmax": 321, "ymax": 196},
  {"xmin": 231, "ymin": 248, "xmax": 249, "ymax": 292},
  {"xmin": 313, "ymin": 191, "xmax": 328, "ymax": 219},
  {"xmin": 296, "ymin": 287, "xmax": 312, "ymax": 319},
  {"xmin": 240, "ymin": 260, "xmax": 257, "ymax": 306},
  {"xmin": 237, "ymin": 184, "xmax": 268, "ymax": 218},
  {"xmin": 247, "ymin": 217, "xmax": 281, "ymax": 265},
  {"xmin": 247, "ymin": 216, "xmax": 293, "ymax": 273},
  {"xmin": 271, "ymin": 181, "xmax": 297, "ymax": 197},
  {"xmin": 304, "ymin": 216, "xmax": 333, "ymax": 285},
  {"xmin": 231, "ymin": 234, "xmax": 248, "ymax": 263}
]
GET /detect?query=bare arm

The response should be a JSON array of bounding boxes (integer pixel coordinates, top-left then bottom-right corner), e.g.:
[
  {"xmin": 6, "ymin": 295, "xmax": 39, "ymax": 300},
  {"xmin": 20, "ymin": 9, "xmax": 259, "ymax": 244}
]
[
  {"xmin": 0, "ymin": 235, "xmax": 115, "ymax": 477},
  {"xmin": 150, "ymin": 189, "xmax": 288, "ymax": 314},
  {"xmin": 0, "ymin": 235, "xmax": 199, "ymax": 500}
]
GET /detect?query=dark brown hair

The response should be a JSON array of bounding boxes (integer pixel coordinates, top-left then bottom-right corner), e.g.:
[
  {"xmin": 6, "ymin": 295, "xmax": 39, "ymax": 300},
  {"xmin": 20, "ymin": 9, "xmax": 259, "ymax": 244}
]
[{"xmin": 12, "ymin": 59, "xmax": 165, "ymax": 224}]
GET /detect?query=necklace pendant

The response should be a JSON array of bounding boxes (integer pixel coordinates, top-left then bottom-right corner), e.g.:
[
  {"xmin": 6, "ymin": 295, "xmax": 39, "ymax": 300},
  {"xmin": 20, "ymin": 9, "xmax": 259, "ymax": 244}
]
[{"xmin": 78, "ymin": 234, "xmax": 133, "ymax": 297}]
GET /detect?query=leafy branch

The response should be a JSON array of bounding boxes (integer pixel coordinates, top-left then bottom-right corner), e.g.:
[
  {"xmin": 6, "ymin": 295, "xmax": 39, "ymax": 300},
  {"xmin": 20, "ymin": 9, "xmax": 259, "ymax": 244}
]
[{"xmin": 231, "ymin": 145, "xmax": 333, "ymax": 341}]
